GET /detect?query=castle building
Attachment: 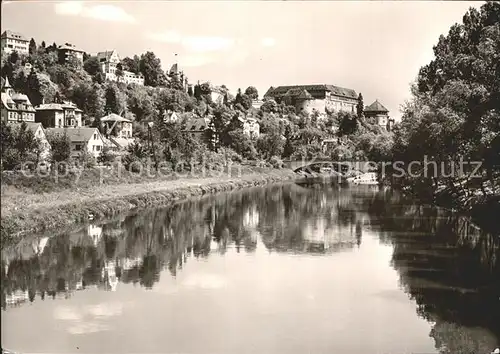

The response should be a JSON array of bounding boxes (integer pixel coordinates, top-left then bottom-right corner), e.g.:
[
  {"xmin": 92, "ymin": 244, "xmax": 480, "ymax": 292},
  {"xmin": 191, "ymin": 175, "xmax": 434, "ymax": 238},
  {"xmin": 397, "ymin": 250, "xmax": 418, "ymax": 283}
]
[
  {"xmin": 1, "ymin": 77, "xmax": 36, "ymax": 123},
  {"xmin": 96, "ymin": 50, "xmax": 145, "ymax": 86},
  {"xmin": 1, "ymin": 30, "xmax": 29, "ymax": 55},
  {"xmin": 264, "ymin": 84, "xmax": 358, "ymax": 116},
  {"xmin": 364, "ymin": 100, "xmax": 394, "ymax": 131}
]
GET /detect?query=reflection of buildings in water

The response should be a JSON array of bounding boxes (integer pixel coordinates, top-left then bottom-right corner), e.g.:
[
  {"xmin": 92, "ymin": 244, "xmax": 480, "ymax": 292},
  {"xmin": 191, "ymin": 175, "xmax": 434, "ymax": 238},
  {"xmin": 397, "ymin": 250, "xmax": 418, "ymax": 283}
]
[
  {"xmin": 5, "ymin": 290, "xmax": 29, "ymax": 308},
  {"xmin": 100, "ymin": 261, "xmax": 118, "ymax": 291},
  {"xmin": 88, "ymin": 224, "xmax": 103, "ymax": 246},
  {"xmin": 243, "ymin": 206, "xmax": 260, "ymax": 229},
  {"xmin": 119, "ymin": 257, "xmax": 142, "ymax": 271},
  {"xmin": 302, "ymin": 217, "xmax": 359, "ymax": 251},
  {"xmin": 32, "ymin": 236, "xmax": 49, "ymax": 255}
]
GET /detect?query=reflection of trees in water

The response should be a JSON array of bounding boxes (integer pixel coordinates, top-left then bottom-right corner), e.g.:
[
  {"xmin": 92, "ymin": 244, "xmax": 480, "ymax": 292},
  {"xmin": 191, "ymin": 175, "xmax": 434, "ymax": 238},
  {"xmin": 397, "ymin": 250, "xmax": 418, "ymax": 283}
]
[
  {"xmin": 2, "ymin": 184, "xmax": 376, "ymax": 307},
  {"xmin": 365, "ymin": 189, "xmax": 500, "ymax": 353}
]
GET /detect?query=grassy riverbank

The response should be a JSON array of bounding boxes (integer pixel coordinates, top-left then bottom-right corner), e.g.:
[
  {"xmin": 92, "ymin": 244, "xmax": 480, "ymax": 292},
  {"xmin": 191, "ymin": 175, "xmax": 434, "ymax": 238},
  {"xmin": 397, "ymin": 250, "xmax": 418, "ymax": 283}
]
[{"xmin": 1, "ymin": 165, "xmax": 297, "ymax": 244}]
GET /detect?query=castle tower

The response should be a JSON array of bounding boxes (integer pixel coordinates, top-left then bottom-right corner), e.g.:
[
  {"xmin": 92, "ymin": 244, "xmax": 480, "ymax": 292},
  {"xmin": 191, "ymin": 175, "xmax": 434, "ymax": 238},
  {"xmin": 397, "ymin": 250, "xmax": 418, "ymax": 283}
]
[{"xmin": 1, "ymin": 76, "xmax": 13, "ymax": 96}]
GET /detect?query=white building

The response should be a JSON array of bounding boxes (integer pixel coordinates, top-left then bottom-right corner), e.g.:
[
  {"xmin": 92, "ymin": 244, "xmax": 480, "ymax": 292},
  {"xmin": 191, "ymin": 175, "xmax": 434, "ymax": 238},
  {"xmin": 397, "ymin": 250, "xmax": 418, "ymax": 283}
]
[
  {"xmin": 242, "ymin": 117, "xmax": 260, "ymax": 138},
  {"xmin": 1, "ymin": 30, "xmax": 29, "ymax": 55},
  {"xmin": 58, "ymin": 43, "xmax": 85, "ymax": 66},
  {"xmin": 46, "ymin": 127, "xmax": 104, "ymax": 159},
  {"xmin": 96, "ymin": 50, "xmax": 144, "ymax": 86}
]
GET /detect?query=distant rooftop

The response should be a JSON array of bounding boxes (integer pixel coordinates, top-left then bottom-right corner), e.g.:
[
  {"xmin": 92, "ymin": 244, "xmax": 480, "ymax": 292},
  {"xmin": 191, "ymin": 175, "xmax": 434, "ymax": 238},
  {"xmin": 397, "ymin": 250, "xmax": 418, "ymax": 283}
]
[
  {"xmin": 265, "ymin": 84, "xmax": 358, "ymax": 100},
  {"xmin": 46, "ymin": 127, "xmax": 100, "ymax": 143},
  {"xmin": 1, "ymin": 30, "xmax": 28, "ymax": 42},
  {"xmin": 365, "ymin": 100, "xmax": 389, "ymax": 113}
]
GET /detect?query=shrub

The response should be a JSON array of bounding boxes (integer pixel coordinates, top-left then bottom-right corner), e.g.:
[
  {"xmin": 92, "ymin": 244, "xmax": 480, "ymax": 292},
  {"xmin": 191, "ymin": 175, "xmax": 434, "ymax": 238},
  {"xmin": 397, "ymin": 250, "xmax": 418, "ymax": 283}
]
[{"xmin": 269, "ymin": 156, "xmax": 284, "ymax": 169}]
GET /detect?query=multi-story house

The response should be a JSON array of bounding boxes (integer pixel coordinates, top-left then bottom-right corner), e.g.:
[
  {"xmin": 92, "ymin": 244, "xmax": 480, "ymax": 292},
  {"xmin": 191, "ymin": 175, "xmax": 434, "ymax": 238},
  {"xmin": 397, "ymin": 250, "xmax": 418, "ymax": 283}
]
[
  {"xmin": 242, "ymin": 117, "xmax": 260, "ymax": 138},
  {"xmin": 364, "ymin": 100, "xmax": 395, "ymax": 131},
  {"xmin": 46, "ymin": 127, "xmax": 104, "ymax": 159},
  {"xmin": 58, "ymin": 43, "xmax": 85, "ymax": 66},
  {"xmin": 183, "ymin": 115, "xmax": 211, "ymax": 140},
  {"xmin": 264, "ymin": 84, "xmax": 358, "ymax": 116},
  {"xmin": 1, "ymin": 30, "xmax": 29, "ymax": 55},
  {"xmin": 96, "ymin": 50, "xmax": 145, "ymax": 85},
  {"xmin": 1, "ymin": 77, "xmax": 36, "ymax": 123},
  {"xmin": 35, "ymin": 101, "xmax": 83, "ymax": 128}
]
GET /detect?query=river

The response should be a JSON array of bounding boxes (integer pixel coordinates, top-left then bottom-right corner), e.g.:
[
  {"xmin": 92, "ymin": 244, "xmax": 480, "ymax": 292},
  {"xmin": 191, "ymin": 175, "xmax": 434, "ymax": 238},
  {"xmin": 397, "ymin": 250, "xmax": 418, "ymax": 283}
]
[{"xmin": 1, "ymin": 182, "xmax": 499, "ymax": 354}]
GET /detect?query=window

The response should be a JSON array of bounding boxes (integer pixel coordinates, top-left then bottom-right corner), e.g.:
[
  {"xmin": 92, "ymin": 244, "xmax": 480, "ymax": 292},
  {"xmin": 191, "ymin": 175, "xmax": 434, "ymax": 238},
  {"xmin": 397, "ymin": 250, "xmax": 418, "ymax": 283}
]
[
  {"xmin": 75, "ymin": 144, "xmax": 81, "ymax": 151},
  {"xmin": 92, "ymin": 145, "xmax": 95, "ymax": 151},
  {"xmin": 96, "ymin": 145, "xmax": 101, "ymax": 151},
  {"xmin": 93, "ymin": 133, "xmax": 97, "ymax": 140}
]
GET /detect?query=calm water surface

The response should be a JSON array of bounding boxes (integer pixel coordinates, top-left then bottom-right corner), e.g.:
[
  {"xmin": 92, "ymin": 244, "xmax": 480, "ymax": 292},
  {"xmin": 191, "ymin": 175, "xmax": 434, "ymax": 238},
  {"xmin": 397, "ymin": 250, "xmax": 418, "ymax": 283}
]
[{"xmin": 2, "ymin": 182, "xmax": 499, "ymax": 354}]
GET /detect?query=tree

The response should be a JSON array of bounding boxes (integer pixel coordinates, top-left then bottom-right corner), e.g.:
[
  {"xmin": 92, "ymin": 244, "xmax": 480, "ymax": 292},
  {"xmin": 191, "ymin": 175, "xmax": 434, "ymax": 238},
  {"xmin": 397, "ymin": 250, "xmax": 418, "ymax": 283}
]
[
  {"xmin": 83, "ymin": 56, "xmax": 101, "ymax": 76},
  {"xmin": 29, "ymin": 38, "xmax": 37, "ymax": 55},
  {"xmin": 357, "ymin": 93, "xmax": 364, "ymax": 118},
  {"xmin": 139, "ymin": 52, "xmax": 165, "ymax": 87},
  {"xmin": 40, "ymin": 41, "xmax": 46, "ymax": 49},
  {"xmin": 392, "ymin": 2, "xmax": 500, "ymax": 201},
  {"xmin": 47, "ymin": 131, "xmax": 71, "ymax": 163},
  {"xmin": 116, "ymin": 63, "xmax": 124, "ymax": 82},
  {"xmin": 104, "ymin": 83, "xmax": 127, "ymax": 115},
  {"xmin": 245, "ymin": 86, "xmax": 259, "ymax": 99},
  {"xmin": 122, "ymin": 55, "xmax": 140, "ymax": 74}
]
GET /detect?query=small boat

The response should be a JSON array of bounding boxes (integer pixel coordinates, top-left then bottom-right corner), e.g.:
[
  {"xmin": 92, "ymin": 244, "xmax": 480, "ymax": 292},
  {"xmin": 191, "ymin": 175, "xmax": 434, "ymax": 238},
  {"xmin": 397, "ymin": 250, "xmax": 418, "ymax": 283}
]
[{"xmin": 347, "ymin": 172, "xmax": 379, "ymax": 185}]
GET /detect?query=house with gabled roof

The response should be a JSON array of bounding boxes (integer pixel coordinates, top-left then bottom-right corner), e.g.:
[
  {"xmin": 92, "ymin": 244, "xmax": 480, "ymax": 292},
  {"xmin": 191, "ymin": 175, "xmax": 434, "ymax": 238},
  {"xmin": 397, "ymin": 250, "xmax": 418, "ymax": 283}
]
[
  {"xmin": 1, "ymin": 77, "xmax": 36, "ymax": 123},
  {"xmin": 46, "ymin": 127, "xmax": 104, "ymax": 159},
  {"xmin": 264, "ymin": 84, "xmax": 358, "ymax": 116},
  {"xmin": 364, "ymin": 99, "xmax": 394, "ymax": 131},
  {"xmin": 26, "ymin": 122, "xmax": 51, "ymax": 161}
]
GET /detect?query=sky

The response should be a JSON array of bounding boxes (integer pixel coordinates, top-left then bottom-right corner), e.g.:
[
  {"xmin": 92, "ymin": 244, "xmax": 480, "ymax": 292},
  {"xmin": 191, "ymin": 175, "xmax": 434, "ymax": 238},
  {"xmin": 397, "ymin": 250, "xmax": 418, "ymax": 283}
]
[{"xmin": 1, "ymin": 0, "xmax": 483, "ymax": 119}]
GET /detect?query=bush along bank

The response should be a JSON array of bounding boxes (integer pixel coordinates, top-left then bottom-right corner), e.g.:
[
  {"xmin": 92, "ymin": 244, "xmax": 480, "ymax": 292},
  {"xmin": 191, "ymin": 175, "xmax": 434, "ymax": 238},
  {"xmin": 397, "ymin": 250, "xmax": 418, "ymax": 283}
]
[{"xmin": 1, "ymin": 169, "xmax": 297, "ymax": 245}]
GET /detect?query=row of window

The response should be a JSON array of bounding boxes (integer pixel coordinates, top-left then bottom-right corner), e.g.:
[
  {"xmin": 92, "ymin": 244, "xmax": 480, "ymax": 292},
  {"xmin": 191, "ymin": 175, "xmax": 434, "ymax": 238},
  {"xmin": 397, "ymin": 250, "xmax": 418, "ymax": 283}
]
[
  {"xmin": 74, "ymin": 144, "xmax": 102, "ymax": 152},
  {"xmin": 4, "ymin": 38, "xmax": 28, "ymax": 44}
]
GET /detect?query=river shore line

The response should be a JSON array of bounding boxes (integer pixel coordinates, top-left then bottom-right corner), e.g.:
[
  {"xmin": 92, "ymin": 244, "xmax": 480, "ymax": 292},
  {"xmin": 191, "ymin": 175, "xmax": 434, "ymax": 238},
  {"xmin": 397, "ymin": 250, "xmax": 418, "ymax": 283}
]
[{"xmin": 1, "ymin": 167, "xmax": 297, "ymax": 244}]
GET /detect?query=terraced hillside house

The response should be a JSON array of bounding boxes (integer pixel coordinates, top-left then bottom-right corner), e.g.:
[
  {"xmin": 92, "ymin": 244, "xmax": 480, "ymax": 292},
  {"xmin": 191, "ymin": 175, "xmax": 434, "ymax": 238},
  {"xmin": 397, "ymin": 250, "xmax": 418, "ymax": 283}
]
[
  {"xmin": 264, "ymin": 84, "xmax": 358, "ymax": 116},
  {"xmin": 35, "ymin": 101, "xmax": 83, "ymax": 128},
  {"xmin": 364, "ymin": 100, "xmax": 394, "ymax": 131},
  {"xmin": 183, "ymin": 115, "xmax": 211, "ymax": 140},
  {"xmin": 96, "ymin": 50, "xmax": 145, "ymax": 86},
  {"xmin": 1, "ymin": 77, "xmax": 36, "ymax": 123},
  {"xmin": 58, "ymin": 43, "xmax": 85, "ymax": 66},
  {"xmin": 1, "ymin": 30, "xmax": 29, "ymax": 55},
  {"xmin": 46, "ymin": 127, "xmax": 104, "ymax": 159}
]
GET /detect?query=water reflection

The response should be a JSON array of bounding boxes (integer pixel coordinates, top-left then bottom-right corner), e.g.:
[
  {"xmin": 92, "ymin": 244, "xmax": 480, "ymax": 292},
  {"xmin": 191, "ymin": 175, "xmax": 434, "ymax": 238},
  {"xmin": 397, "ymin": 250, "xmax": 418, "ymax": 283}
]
[{"xmin": 1, "ymin": 183, "xmax": 499, "ymax": 353}]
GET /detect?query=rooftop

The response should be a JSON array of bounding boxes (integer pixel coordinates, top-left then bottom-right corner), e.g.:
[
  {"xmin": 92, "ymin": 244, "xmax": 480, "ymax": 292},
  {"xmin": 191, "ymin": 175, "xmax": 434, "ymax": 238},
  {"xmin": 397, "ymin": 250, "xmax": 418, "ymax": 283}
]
[
  {"xmin": 365, "ymin": 100, "xmax": 389, "ymax": 113},
  {"xmin": 100, "ymin": 113, "xmax": 132, "ymax": 123},
  {"xmin": 46, "ymin": 127, "xmax": 100, "ymax": 143},
  {"xmin": 58, "ymin": 43, "xmax": 85, "ymax": 53},
  {"xmin": 36, "ymin": 101, "xmax": 83, "ymax": 112},
  {"xmin": 265, "ymin": 84, "xmax": 358, "ymax": 99},
  {"xmin": 1, "ymin": 30, "xmax": 28, "ymax": 42}
]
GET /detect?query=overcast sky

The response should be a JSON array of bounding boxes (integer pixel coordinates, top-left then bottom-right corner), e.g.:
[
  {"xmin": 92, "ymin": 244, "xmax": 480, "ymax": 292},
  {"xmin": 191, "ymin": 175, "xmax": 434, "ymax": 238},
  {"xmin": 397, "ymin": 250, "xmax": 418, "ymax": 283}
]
[{"xmin": 2, "ymin": 1, "xmax": 482, "ymax": 119}]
